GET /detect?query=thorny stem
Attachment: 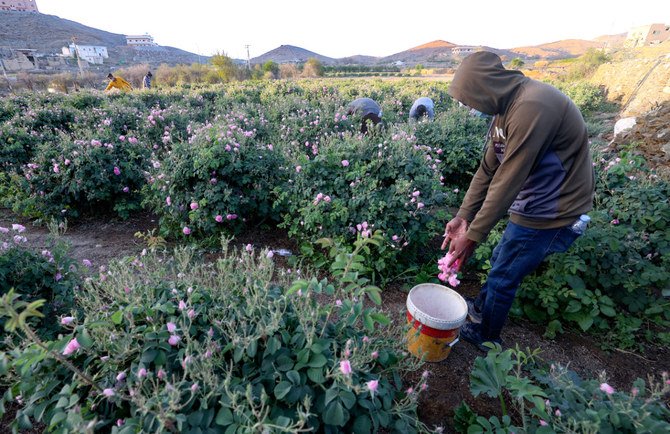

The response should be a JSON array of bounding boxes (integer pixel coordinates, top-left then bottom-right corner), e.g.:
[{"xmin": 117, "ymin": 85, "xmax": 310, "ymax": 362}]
[
  {"xmin": 22, "ymin": 323, "xmax": 104, "ymax": 394},
  {"xmin": 2, "ymin": 297, "xmax": 132, "ymax": 402}
]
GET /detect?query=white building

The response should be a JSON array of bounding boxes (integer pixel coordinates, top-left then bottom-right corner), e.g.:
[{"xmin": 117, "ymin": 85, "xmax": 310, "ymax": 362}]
[
  {"xmin": 0, "ymin": 0, "xmax": 39, "ymax": 12},
  {"xmin": 126, "ymin": 34, "xmax": 156, "ymax": 47},
  {"xmin": 452, "ymin": 46, "xmax": 476, "ymax": 56},
  {"xmin": 626, "ymin": 23, "xmax": 670, "ymax": 48},
  {"xmin": 62, "ymin": 44, "xmax": 108, "ymax": 65}
]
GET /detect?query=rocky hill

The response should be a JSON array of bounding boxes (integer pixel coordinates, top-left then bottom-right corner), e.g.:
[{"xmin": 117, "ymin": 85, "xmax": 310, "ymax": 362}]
[
  {"xmin": 590, "ymin": 42, "xmax": 670, "ymax": 116},
  {"xmin": 510, "ymin": 39, "xmax": 609, "ymax": 59},
  {"xmin": 379, "ymin": 40, "xmax": 457, "ymax": 64},
  {"xmin": 0, "ymin": 11, "xmax": 204, "ymax": 66},
  {"xmin": 250, "ymin": 45, "xmax": 336, "ymax": 65}
]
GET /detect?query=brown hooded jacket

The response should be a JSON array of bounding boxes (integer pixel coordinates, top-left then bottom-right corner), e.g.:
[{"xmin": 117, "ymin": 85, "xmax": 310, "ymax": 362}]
[{"xmin": 448, "ymin": 51, "xmax": 595, "ymax": 242}]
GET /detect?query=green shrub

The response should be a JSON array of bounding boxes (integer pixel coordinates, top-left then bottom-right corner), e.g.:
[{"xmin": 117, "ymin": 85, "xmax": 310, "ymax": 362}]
[
  {"xmin": 0, "ymin": 236, "xmax": 428, "ymax": 433},
  {"xmin": 455, "ymin": 345, "xmax": 670, "ymax": 433},
  {"xmin": 8, "ymin": 131, "xmax": 150, "ymax": 220},
  {"xmin": 553, "ymin": 81, "xmax": 607, "ymax": 115},
  {"xmin": 276, "ymin": 130, "xmax": 453, "ymax": 278},
  {"xmin": 0, "ymin": 222, "xmax": 80, "ymax": 344},
  {"xmin": 144, "ymin": 111, "xmax": 288, "ymax": 239}
]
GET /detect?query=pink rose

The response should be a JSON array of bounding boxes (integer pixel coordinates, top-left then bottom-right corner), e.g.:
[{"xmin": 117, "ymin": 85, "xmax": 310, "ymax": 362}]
[
  {"xmin": 182, "ymin": 227, "xmax": 191, "ymax": 235},
  {"xmin": 215, "ymin": 215, "xmax": 223, "ymax": 223},
  {"xmin": 366, "ymin": 379, "xmax": 379, "ymax": 395},
  {"xmin": 102, "ymin": 388, "xmax": 115, "ymax": 397},
  {"xmin": 600, "ymin": 383, "xmax": 615, "ymax": 395},
  {"xmin": 340, "ymin": 360, "xmax": 352, "ymax": 375},
  {"xmin": 63, "ymin": 338, "xmax": 80, "ymax": 356},
  {"xmin": 113, "ymin": 167, "xmax": 121, "ymax": 176},
  {"xmin": 190, "ymin": 202, "xmax": 199, "ymax": 210},
  {"xmin": 167, "ymin": 322, "xmax": 177, "ymax": 333},
  {"xmin": 61, "ymin": 316, "xmax": 74, "ymax": 325},
  {"xmin": 341, "ymin": 160, "xmax": 349, "ymax": 167},
  {"xmin": 168, "ymin": 335, "xmax": 181, "ymax": 346}
]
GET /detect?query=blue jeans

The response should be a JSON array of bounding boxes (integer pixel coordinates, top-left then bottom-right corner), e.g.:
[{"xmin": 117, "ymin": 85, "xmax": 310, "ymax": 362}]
[{"xmin": 473, "ymin": 221, "xmax": 580, "ymax": 341}]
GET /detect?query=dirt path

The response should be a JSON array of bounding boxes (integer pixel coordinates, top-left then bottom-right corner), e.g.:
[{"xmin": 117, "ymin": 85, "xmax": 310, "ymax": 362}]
[{"xmin": 1, "ymin": 208, "xmax": 668, "ymax": 432}]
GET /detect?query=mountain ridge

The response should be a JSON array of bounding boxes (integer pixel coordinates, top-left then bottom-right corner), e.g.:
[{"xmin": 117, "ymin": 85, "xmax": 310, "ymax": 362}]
[{"xmin": 2, "ymin": 11, "xmax": 627, "ymax": 67}]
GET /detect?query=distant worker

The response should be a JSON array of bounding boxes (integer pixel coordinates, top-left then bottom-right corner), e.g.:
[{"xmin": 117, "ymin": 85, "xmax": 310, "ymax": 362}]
[
  {"xmin": 409, "ymin": 97, "xmax": 435, "ymax": 121},
  {"xmin": 346, "ymin": 97, "xmax": 382, "ymax": 134},
  {"xmin": 105, "ymin": 73, "xmax": 133, "ymax": 92},
  {"xmin": 142, "ymin": 71, "xmax": 153, "ymax": 89}
]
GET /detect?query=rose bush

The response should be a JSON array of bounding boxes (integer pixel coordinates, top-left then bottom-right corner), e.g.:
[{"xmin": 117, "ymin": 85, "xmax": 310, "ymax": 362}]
[{"xmin": 0, "ymin": 236, "xmax": 429, "ymax": 433}]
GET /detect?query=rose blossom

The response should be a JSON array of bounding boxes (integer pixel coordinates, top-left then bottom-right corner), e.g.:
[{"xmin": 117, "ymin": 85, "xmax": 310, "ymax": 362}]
[
  {"xmin": 339, "ymin": 360, "xmax": 352, "ymax": 375},
  {"xmin": 62, "ymin": 338, "xmax": 80, "ymax": 356},
  {"xmin": 366, "ymin": 379, "xmax": 379, "ymax": 395}
]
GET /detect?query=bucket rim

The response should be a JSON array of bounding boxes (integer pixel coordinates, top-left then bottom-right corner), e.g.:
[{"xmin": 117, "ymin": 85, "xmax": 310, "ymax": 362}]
[{"xmin": 406, "ymin": 283, "xmax": 467, "ymax": 330}]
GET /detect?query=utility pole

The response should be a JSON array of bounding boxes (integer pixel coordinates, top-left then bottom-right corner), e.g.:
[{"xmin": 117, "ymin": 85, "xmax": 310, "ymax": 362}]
[
  {"xmin": 0, "ymin": 51, "xmax": 13, "ymax": 93},
  {"xmin": 71, "ymin": 36, "xmax": 85, "ymax": 77},
  {"xmin": 245, "ymin": 44, "xmax": 251, "ymax": 69}
]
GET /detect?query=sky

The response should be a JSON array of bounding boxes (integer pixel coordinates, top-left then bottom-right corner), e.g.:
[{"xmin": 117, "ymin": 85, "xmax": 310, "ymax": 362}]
[{"xmin": 36, "ymin": 0, "xmax": 669, "ymax": 60}]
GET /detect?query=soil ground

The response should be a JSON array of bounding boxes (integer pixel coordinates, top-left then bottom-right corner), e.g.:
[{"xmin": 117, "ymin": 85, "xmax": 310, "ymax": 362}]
[{"xmin": 1, "ymin": 208, "xmax": 668, "ymax": 433}]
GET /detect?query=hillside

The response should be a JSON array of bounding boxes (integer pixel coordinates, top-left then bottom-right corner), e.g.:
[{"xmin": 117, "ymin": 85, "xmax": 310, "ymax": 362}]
[
  {"xmin": 590, "ymin": 42, "xmax": 670, "ymax": 116},
  {"xmin": 251, "ymin": 45, "xmax": 336, "ymax": 65},
  {"xmin": 510, "ymin": 39, "xmax": 607, "ymax": 59},
  {"xmin": 379, "ymin": 40, "xmax": 457, "ymax": 65},
  {"xmin": 0, "ymin": 11, "xmax": 203, "ymax": 66}
]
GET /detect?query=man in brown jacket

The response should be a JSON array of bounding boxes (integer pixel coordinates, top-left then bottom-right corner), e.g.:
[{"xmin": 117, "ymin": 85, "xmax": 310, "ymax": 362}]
[{"xmin": 442, "ymin": 51, "xmax": 595, "ymax": 351}]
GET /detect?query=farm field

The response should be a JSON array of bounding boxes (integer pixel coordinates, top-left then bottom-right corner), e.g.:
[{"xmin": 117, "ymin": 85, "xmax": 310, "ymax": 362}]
[{"xmin": 0, "ymin": 79, "xmax": 668, "ymax": 433}]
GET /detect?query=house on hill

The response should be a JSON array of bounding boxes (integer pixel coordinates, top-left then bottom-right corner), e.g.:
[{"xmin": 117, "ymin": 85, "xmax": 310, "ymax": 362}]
[
  {"xmin": 62, "ymin": 43, "xmax": 108, "ymax": 64},
  {"xmin": 626, "ymin": 23, "xmax": 670, "ymax": 47},
  {"xmin": 0, "ymin": 0, "xmax": 38, "ymax": 12},
  {"xmin": 451, "ymin": 46, "xmax": 477, "ymax": 57},
  {"xmin": 126, "ymin": 34, "xmax": 157, "ymax": 47}
]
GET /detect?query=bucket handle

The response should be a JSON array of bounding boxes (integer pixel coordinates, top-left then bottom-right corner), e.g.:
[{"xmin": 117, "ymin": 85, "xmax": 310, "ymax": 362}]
[{"xmin": 446, "ymin": 337, "xmax": 459, "ymax": 348}]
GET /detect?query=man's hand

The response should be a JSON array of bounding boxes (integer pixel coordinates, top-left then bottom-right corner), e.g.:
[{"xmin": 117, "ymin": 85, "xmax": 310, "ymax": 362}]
[
  {"xmin": 441, "ymin": 216, "xmax": 469, "ymax": 250},
  {"xmin": 446, "ymin": 235, "xmax": 477, "ymax": 271}
]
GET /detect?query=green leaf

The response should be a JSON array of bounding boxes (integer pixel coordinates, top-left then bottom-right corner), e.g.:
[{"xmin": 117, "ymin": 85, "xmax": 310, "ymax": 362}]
[
  {"xmin": 286, "ymin": 370, "xmax": 300, "ymax": 385},
  {"xmin": 287, "ymin": 280, "xmax": 308, "ymax": 295},
  {"xmin": 49, "ymin": 411, "xmax": 67, "ymax": 427},
  {"xmin": 364, "ymin": 286, "xmax": 382, "ymax": 305},
  {"xmin": 363, "ymin": 313, "xmax": 374, "ymax": 331},
  {"xmin": 307, "ymin": 367, "xmax": 325, "ymax": 384},
  {"xmin": 111, "ymin": 310, "xmax": 123, "ymax": 325},
  {"xmin": 323, "ymin": 401, "xmax": 347, "ymax": 427},
  {"xmin": 575, "ymin": 313, "xmax": 594, "ymax": 331},
  {"xmin": 77, "ymin": 329, "xmax": 93, "ymax": 349},
  {"xmin": 274, "ymin": 381, "xmax": 292, "ymax": 400},
  {"xmin": 599, "ymin": 305, "xmax": 616, "ymax": 317},
  {"xmin": 215, "ymin": 407, "xmax": 234, "ymax": 426},
  {"xmin": 339, "ymin": 390, "xmax": 356, "ymax": 409},
  {"xmin": 352, "ymin": 415, "xmax": 372, "ymax": 434},
  {"xmin": 370, "ymin": 313, "xmax": 390, "ymax": 326},
  {"xmin": 469, "ymin": 348, "xmax": 512, "ymax": 398},
  {"xmin": 308, "ymin": 353, "xmax": 327, "ymax": 368}
]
